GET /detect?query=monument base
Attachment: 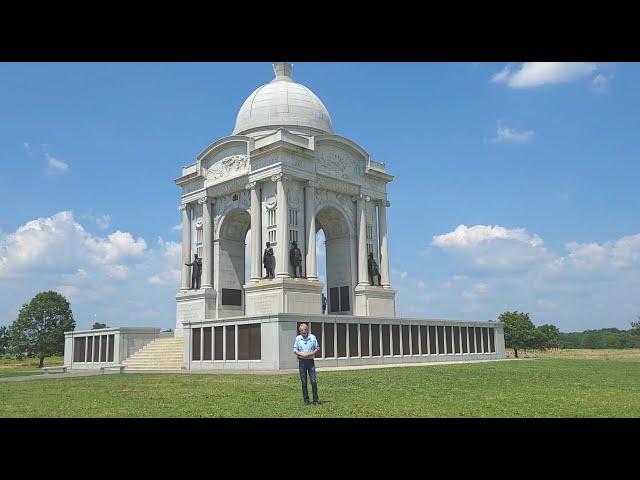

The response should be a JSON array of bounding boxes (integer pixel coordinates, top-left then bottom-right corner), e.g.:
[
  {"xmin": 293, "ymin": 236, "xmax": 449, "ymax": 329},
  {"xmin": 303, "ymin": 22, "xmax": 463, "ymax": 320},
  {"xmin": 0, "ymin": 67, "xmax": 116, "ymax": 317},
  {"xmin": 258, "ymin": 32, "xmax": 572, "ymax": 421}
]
[
  {"xmin": 175, "ymin": 287, "xmax": 216, "ymax": 337},
  {"xmin": 244, "ymin": 277, "xmax": 324, "ymax": 316},
  {"xmin": 354, "ymin": 284, "xmax": 396, "ymax": 317}
]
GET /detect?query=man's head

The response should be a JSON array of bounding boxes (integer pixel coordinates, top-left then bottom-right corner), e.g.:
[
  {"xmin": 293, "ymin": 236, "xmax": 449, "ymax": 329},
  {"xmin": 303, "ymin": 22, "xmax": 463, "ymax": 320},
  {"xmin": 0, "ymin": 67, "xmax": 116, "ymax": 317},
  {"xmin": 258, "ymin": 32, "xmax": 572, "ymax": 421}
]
[
  {"xmin": 194, "ymin": 253, "xmax": 199, "ymax": 259},
  {"xmin": 298, "ymin": 323, "xmax": 309, "ymax": 336},
  {"xmin": 292, "ymin": 241, "xmax": 297, "ymax": 248},
  {"xmin": 368, "ymin": 252, "xmax": 373, "ymax": 258},
  {"xmin": 266, "ymin": 242, "xmax": 271, "ymax": 247}
]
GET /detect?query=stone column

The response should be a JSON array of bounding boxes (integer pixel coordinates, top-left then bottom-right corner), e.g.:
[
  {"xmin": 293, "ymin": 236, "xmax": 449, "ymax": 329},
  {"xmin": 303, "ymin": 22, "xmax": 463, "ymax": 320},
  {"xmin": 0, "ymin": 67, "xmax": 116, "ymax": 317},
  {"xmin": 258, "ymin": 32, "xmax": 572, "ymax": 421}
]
[
  {"xmin": 274, "ymin": 173, "xmax": 289, "ymax": 277},
  {"xmin": 247, "ymin": 181, "xmax": 262, "ymax": 281},
  {"xmin": 180, "ymin": 203, "xmax": 191, "ymax": 291},
  {"xmin": 305, "ymin": 180, "xmax": 317, "ymax": 280},
  {"xmin": 378, "ymin": 200, "xmax": 391, "ymax": 287},
  {"xmin": 356, "ymin": 195, "xmax": 369, "ymax": 287},
  {"xmin": 200, "ymin": 196, "xmax": 212, "ymax": 288}
]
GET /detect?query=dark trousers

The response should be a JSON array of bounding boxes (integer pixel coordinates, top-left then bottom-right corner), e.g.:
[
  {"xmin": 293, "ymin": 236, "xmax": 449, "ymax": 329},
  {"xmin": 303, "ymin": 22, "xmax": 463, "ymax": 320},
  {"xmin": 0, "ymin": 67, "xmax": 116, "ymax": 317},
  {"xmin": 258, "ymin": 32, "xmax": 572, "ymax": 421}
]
[
  {"xmin": 298, "ymin": 358, "xmax": 319, "ymax": 403},
  {"xmin": 369, "ymin": 273, "xmax": 381, "ymax": 286},
  {"xmin": 191, "ymin": 274, "xmax": 201, "ymax": 289}
]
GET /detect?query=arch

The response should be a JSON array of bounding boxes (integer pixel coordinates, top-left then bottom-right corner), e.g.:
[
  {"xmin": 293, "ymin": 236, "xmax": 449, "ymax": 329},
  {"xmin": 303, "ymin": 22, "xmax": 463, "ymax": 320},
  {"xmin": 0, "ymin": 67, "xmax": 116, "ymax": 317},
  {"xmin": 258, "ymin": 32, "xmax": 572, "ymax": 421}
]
[
  {"xmin": 315, "ymin": 205, "xmax": 355, "ymax": 315},
  {"xmin": 314, "ymin": 195, "xmax": 355, "ymax": 238},
  {"xmin": 217, "ymin": 207, "xmax": 251, "ymax": 242}
]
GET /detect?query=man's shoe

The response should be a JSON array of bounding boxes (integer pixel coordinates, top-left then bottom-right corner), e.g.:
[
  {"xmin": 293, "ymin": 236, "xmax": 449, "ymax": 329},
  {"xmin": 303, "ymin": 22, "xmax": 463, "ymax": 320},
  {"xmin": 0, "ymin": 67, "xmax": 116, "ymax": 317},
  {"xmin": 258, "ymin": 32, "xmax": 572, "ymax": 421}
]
[
  {"xmin": 312, "ymin": 400, "xmax": 319, "ymax": 405},
  {"xmin": 304, "ymin": 400, "xmax": 310, "ymax": 405}
]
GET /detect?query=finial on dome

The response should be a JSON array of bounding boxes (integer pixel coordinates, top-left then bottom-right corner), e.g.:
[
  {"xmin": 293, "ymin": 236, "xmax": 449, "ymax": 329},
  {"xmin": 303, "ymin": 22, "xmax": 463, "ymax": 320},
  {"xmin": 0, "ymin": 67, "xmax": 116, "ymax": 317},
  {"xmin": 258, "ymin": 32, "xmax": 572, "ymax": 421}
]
[{"xmin": 272, "ymin": 62, "xmax": 293, "ymax": 81}]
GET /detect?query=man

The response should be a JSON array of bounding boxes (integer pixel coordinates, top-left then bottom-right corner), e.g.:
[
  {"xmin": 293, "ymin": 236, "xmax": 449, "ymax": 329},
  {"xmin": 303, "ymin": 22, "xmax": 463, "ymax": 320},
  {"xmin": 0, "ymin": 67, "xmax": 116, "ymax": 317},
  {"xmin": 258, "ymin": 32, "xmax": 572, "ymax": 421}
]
[
  {"xmin": 322, "ymin": 293, "xmax": 327, "ymax": 315},
  {"xmin": 185, "ymin": 253, "xmax": 202, "ymax": 289},
  {"xmin": 368, "ymin": 252, "xmax": 382, "ymax": 286},
  {"xmin": 289, "ymin": 240, "xmax": 303, "ymax": 278},
  {"xmin": 263, "ymin": 242, "xmax": 275, "ymax": 279},
  {"xmin": 293, "ymin": 323, "xmax": 320, "ymax": 405}
]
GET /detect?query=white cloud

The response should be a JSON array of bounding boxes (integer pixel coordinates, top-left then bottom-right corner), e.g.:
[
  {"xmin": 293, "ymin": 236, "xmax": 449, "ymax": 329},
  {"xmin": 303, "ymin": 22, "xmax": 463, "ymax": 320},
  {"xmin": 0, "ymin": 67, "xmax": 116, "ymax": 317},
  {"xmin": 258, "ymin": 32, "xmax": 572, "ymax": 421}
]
[
  {"xmin": 462, "ymin": 282, "xmax": 489, "ymax": 300},
  {"xmin": 433, "ymin": 224, "xmax": 543, "ymax": 248},
  {"xmin": 0, "ymin": 211, "xmax": 146, "ymax": 277},
  {"xmin": 490, "ymin": 62, "xmax": 597, "ymax": 88},
  {"xmin": 104, "ymin": 264, "xmax": 129, "ymax": 279},
  {"xmin": 171, "ymin": 223, "xmax": 182, "ymax": 232},
  {"xmin": 591, "ymin": 73, "xmax": 613, "ymax": 93},
  {"xmin": 82, "ymin": 211, "xmax": 112, "ymax": 230},
  {"xmin": 489, "ymin": 121, "xmax": 535, "ymax": 144},
  {"xmin": 417, "ymin": 281, "xmax": 426, "ymax": 289},
  {"xmin": 452, "ymin": 275, "xmax": 468, "ymax": 282},
  {"xmin": 47, "ymin": 155, "xmax": 69, "ymax": 173}
]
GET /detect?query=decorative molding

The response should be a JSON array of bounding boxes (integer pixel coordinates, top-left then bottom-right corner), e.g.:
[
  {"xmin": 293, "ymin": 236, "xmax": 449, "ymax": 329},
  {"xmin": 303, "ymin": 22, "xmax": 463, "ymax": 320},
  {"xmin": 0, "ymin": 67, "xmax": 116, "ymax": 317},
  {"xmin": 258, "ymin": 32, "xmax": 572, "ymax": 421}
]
[
  {"xmin": 205, "ymin": 155, "xmax": 249, "ymax": 182},
  {"xmin": 316, "ymin": 145, "xmax": 365, "ymax": 182},
  {"xmin": 208, "ymin": 175, "xmax": 248, "ymax": 197},
  {"xmin": 271, "ymin": 173, "xmax": 283, "ymax": 182},
  {"xmin": 286, "ymin": 181, "xmax": 303, "ymax": 208},
  {"xmin": 245, "ymin": 181, "xmax": 257, "ymax": 190},
  {"xmin": 317, "ymin": 175, "xmax": 360, "ymax": 196},
  {"xmin": 197, "ymin": 196, "xmax": 209, "ymax": 205}
]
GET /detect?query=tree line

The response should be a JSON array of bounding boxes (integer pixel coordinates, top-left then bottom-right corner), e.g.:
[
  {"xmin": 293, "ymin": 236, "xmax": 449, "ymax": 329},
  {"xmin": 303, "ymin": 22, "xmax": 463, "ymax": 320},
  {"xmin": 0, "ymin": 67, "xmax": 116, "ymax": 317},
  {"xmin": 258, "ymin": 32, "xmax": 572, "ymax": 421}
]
[{"xmin": 500, "ymin": 311, "xmax": 640, "ymax": 357}]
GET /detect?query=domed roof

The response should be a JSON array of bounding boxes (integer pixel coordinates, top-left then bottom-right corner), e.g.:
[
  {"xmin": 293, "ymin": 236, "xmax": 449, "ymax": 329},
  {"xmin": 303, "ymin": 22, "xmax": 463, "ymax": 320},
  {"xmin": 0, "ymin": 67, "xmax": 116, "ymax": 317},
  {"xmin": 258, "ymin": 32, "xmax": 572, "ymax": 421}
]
[{"xmin": 233, "ymin": 63, "xmax": 333, "ymax": 136}]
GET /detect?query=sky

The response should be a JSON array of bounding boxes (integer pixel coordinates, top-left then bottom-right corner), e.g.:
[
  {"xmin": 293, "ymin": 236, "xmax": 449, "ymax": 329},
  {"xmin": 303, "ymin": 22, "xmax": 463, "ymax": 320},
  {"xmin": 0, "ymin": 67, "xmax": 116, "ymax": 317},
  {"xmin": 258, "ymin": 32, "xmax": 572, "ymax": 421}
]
[{"xmin": 1, "ymin": 62, "xmax": 638, "ymax": 333}]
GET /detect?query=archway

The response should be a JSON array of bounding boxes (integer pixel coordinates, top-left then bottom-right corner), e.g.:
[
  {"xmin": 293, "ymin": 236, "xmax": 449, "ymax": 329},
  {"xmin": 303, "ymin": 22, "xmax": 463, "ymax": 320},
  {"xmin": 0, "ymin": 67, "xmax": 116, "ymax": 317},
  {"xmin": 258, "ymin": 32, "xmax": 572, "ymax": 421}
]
[
  {"xmin": 316, "ymin": 205, "xmax": 354, "ymax": 315},
  {"xmin": 215, "ymin": 208, "xmax": 251, "ymax": 317}
]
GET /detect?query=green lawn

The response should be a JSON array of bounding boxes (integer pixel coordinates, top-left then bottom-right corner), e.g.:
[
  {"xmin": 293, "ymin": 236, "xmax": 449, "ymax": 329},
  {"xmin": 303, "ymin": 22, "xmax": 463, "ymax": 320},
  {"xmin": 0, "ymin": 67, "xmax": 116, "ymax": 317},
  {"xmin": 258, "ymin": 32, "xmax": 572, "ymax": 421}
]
[
  {"xmin": 1, "ymin": 359, "xmax": 639, "ymax": 417},
  {"xmin": 0, "ymin": 356, "xmax": 64, "ymax": 378}
]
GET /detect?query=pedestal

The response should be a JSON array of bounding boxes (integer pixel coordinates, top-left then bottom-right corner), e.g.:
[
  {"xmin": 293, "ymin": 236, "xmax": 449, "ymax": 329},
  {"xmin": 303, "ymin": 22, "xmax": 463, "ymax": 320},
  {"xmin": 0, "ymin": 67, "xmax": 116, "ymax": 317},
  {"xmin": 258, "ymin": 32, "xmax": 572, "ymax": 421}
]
[
  {"xmin": 175, "ymin": 287, "xmax": 216, "ymax": 337},
  {"xmin": 244, "ymin": 278, "xmax": 324, "ymax": 316},
  {"xmin": 353, "ymin": 285, "xmax": 396, "ymax": 317}
]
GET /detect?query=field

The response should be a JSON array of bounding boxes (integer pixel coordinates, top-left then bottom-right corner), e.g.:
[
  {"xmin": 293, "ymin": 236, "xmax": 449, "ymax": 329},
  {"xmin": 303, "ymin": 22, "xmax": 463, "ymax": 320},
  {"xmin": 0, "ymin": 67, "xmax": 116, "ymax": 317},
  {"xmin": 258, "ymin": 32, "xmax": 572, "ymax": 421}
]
[
  {"xmin": 506, "ymin": 348, "xmax": 640, "ymax": 362},
  {"xmin": 1, "ymin": 357, "xmax": 639, "ymax": 417},
  {"xmin": 0, "ymin": 356, "xmax": 63, "ymax": 378}
]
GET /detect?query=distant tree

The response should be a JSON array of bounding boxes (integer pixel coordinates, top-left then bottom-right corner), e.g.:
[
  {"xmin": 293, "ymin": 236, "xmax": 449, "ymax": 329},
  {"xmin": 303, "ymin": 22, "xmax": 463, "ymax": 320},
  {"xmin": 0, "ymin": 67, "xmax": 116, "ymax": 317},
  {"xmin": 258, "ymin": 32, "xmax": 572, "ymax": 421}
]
[
  {"xmin": 8, "ymin": 291, "xmax": 75, "ymax": 367},
  {"xmin": 536, "ymin": 324, "xmax": 561, "ymax": 351},
  {"xmin": 0, "ymin": 325, "xmax": 9, "ymax": 356},
  {"xmin": 92, "ymin": 322, "xmax": 108, "ymax": 329},
  {"xmin": 631, "ymin": 317, "xmax": 640, "ymax": 335},
  {"xmin": 499, "ymin": 311, "xmax": 537, "ymax": 358}
]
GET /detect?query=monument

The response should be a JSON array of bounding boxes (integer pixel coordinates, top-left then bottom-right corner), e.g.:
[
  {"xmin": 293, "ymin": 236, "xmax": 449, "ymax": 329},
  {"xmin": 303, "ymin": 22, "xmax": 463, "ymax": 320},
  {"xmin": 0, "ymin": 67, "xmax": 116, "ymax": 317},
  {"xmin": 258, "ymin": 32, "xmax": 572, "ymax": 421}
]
[{"xmin": 63, "ymin": 63, "xmax": 505, "ymax": 372}]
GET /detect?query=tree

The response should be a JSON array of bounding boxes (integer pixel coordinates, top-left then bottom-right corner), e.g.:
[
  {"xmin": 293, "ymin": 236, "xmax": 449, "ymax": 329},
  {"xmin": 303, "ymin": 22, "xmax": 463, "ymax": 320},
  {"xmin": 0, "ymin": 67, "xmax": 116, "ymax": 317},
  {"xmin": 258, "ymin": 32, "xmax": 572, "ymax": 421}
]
[
  {"xmin": 536, "ymin": 324, "xmax": 560, "ymax": 351},
  {"xmin": 92, "ymin": 322, "xmax": 108, "ymax": 329},
  {"xmin": 499, "ymin": 311, "xmax": 537, "ymax": 358},
  {"xmin": 0, "ymin": 326, "xmax": 9, "ymax": 356},
  {"xmin": 8, "ymin": 291, "xmax": 75, "ymax": 367},
  {"xmin": 631, "ymin": 317, "xmax": 640, "ymax": 335}
]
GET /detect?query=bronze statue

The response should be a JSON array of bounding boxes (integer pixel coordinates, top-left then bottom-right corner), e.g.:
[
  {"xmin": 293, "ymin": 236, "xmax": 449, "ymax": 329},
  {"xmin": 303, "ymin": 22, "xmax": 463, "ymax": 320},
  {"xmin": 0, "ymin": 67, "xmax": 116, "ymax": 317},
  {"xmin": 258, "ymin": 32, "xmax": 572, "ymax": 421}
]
[
  {"xmin": 289, "ymin": 241, "xmax": 303, "ymax": 278},
  {"xmin": 368, "ymin": 252, "xmax": 381, "ymax": 286},
  {"xmin": 263, "ymin": 242, "xmax": 275, "ymax": 279},
  {"xmin": 185, "ymin": 253, "xmax": 202, "ymax": 289}
]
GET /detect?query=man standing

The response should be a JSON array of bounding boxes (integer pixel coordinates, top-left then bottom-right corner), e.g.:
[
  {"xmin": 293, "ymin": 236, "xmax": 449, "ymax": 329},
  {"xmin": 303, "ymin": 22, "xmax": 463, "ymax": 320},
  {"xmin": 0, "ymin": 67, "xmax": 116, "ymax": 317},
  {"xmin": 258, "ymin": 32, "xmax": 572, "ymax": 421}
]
[
  {"xmin": 289, "ymin": 241, "xmax": 303, "ymax": 278},
  {"xmin": 263, "ymin": 242, "xmax": 275, "ymax": 279},
  {"xmin": 185, "ymin": 253, "xmax": 202, "ymax": 289},
  {"xmin": 368, "ymin": 252, "xmax": 382, "ymax": 286},
  {"xmin": 293, "ymin": 323, "xmax": 320, "ymax": 405}
]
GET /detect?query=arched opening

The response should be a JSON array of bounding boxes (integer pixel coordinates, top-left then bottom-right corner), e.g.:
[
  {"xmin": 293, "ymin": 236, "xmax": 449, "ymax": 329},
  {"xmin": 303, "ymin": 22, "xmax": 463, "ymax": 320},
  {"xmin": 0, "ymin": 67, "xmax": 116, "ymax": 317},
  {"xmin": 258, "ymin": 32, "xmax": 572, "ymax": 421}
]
[
  {"xmin": 216, "ymin": 208, "xmax": 251, "ymax": 317},
  {"xmin": 316, "ymin": 206, "xmax": 354, "ymax": 315}
]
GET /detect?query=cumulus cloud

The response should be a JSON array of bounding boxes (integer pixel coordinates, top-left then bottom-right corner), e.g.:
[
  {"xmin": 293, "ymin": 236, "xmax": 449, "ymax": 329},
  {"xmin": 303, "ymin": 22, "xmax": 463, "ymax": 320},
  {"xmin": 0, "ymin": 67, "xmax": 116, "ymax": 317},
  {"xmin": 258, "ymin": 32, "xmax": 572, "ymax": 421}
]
[
  {"xmin": 490, "ymin": 62, "xmax": 598, "ymax": 88},
  {"xmin": 0, "ymin": 212, "xmax": 183, "ymax": 330},
  {"xmin": 0, "ymin": 211, "xmax": 145, "ymax": 272},
  {"xmin": 489, "ymin": 121, "xmax": 535, "ymax": 144},
  {"xmin": 24, "ymin": 143, "xmax": 70, "ymax": 174},
  {"xmin": 433, "ymin": 224, "xmax": 543, "ymax": 249}
]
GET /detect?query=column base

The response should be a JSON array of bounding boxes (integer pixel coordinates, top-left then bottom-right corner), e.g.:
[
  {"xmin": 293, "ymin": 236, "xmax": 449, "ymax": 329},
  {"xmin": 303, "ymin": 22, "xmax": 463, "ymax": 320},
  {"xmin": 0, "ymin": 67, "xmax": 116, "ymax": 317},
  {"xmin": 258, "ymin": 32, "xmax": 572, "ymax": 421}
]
[
  {"xmin": 353, "ymin": 284, "xmax": 396, "ymax": 317},
  {"xmin": 244, "ymin": 277, "xmax": 324, "ymax": 316}
]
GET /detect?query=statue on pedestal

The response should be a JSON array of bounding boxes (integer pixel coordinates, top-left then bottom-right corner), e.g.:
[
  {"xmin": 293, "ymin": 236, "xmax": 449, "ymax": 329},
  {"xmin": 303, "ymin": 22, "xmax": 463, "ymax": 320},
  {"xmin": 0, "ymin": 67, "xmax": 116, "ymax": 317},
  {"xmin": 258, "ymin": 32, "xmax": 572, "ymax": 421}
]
[
  {"xmin": 368, "ymin": 252, "xmax": 382, "ymax": 286},
  {"xmin": 185, "ymin": 253, "xmax": 202, "ymax": 290},
  {"xmin": 290, "ymin": 241, "xmax": 303, "ymax": 278},
  {"xmin": 263, "ymin": 242, "xmax": 275, "ymax": 279}
]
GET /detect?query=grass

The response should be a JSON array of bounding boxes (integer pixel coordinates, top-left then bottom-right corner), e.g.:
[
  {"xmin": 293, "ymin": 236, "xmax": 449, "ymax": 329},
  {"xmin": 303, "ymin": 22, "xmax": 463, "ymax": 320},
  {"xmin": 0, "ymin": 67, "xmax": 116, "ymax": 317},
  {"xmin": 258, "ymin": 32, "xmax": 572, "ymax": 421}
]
[
  {"xmin": 1, "ymin": 359, "xmax": 639, "ymax": 417},
  {"xmin": 506, "ymin": 348, "xmax": 640, "ymax": 362},
  {"xmin": 0, "ymin": 356, "xmax": 64, "ymax": 378}
]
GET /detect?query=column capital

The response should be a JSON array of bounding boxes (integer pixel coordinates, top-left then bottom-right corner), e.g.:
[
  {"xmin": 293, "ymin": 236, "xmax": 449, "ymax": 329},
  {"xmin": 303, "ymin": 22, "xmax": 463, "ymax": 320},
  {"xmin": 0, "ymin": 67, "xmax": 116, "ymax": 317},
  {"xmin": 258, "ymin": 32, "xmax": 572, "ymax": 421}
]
[
  {"xmin": 306, "ymin": 179, "xmax": 318, "ymax": 188},
  {"xmin": 178, "ymin": 203, "xmax": 187, "ymax": 212},
  {"xmin": 377, "ymin": 199, "xmax": 391, "ymax": 208},
  {"xmin": 197, "ymin": 196, "xmax": 209, "ymax": 205},
  {"xmin": 245, "ymin": 181, "xmax": 258, "ymax": 190},
  {"xmin": 271, "ymin": 173, "xmax": 284, "ymax": 182},
  {"xmin": 352, "ymin": 194, "xmax": 370, "ymax": 203}
]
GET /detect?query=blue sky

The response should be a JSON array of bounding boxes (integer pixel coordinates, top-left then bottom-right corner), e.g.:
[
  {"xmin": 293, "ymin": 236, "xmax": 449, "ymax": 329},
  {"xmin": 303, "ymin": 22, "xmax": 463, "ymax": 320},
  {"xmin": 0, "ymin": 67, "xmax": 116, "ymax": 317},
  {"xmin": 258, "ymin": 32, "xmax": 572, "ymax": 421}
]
[{"xmin": 1, "ymin": 62, "xmax": 638, "ymax": 332}]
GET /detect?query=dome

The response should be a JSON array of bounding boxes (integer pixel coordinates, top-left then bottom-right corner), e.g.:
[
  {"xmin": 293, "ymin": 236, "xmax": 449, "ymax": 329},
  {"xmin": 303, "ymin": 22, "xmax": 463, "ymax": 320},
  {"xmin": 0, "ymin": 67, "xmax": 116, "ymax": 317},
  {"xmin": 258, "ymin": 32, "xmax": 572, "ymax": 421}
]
[{"xmin": 233, "ymin": 62, "xmax": 333, "ymax": 136}]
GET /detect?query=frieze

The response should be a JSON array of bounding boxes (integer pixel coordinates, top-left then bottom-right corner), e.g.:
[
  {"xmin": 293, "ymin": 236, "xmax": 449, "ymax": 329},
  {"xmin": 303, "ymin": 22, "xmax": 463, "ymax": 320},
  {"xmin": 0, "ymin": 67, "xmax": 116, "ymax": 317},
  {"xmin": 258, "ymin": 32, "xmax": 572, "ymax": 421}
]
[
  {"xmin": 364, "ymin": 176, "xmax": 386, "ymax": 193},
  {"xmin": 251, "ymin": 153, "xmax": 281, "ymax": 172},
  {"xmin": 205, "ymin": 155, "xmax": 249, "ymax": 183},
  {"xmin": 317, "ymin": 175, "xmax": 361, "ymax": 196},
  {"xmin": 316, "ymin": 146, "xmax": 365, "ymax": 182},
  {"xmin": 182, "ymin": 180, "xmax": 204, "ymax": 195},
  {"xmin": 207, "ymin": 175, "xmax": 249, "ymax": 197}
]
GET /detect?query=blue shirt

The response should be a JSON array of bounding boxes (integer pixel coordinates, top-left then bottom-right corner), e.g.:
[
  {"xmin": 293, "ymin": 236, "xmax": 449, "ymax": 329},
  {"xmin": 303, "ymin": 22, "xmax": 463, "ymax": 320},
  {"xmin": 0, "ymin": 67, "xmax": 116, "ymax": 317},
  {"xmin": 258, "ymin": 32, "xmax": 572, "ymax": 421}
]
[{"xmin": 293, "ymin": 333, "xmax": 319, "ymax": 354}]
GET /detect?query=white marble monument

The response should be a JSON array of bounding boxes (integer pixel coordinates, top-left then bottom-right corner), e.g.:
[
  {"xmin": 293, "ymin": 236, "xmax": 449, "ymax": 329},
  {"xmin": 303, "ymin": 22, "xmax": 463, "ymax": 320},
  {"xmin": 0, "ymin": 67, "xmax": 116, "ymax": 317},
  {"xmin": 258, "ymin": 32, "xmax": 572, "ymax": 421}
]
[{"xmin": 64, "ymin": 63, "xmax": 505, "ymax": 372}]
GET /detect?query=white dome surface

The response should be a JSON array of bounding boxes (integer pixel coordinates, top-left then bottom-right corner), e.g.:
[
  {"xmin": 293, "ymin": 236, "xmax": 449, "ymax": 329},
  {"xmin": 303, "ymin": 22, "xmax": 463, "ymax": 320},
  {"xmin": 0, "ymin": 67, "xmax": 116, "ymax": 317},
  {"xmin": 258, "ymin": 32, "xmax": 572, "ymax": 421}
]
[{"xmin": 233, "ymin": 63, "xmax": 333, "ymax": 136}]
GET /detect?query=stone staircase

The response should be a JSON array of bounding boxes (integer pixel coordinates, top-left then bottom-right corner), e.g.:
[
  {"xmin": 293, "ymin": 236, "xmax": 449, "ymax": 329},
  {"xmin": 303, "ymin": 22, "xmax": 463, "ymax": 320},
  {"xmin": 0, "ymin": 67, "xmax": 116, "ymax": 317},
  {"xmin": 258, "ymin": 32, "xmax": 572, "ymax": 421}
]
[{"xmin": 123, "ymin": 337, "xmax": 184, "ymax": 372}]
